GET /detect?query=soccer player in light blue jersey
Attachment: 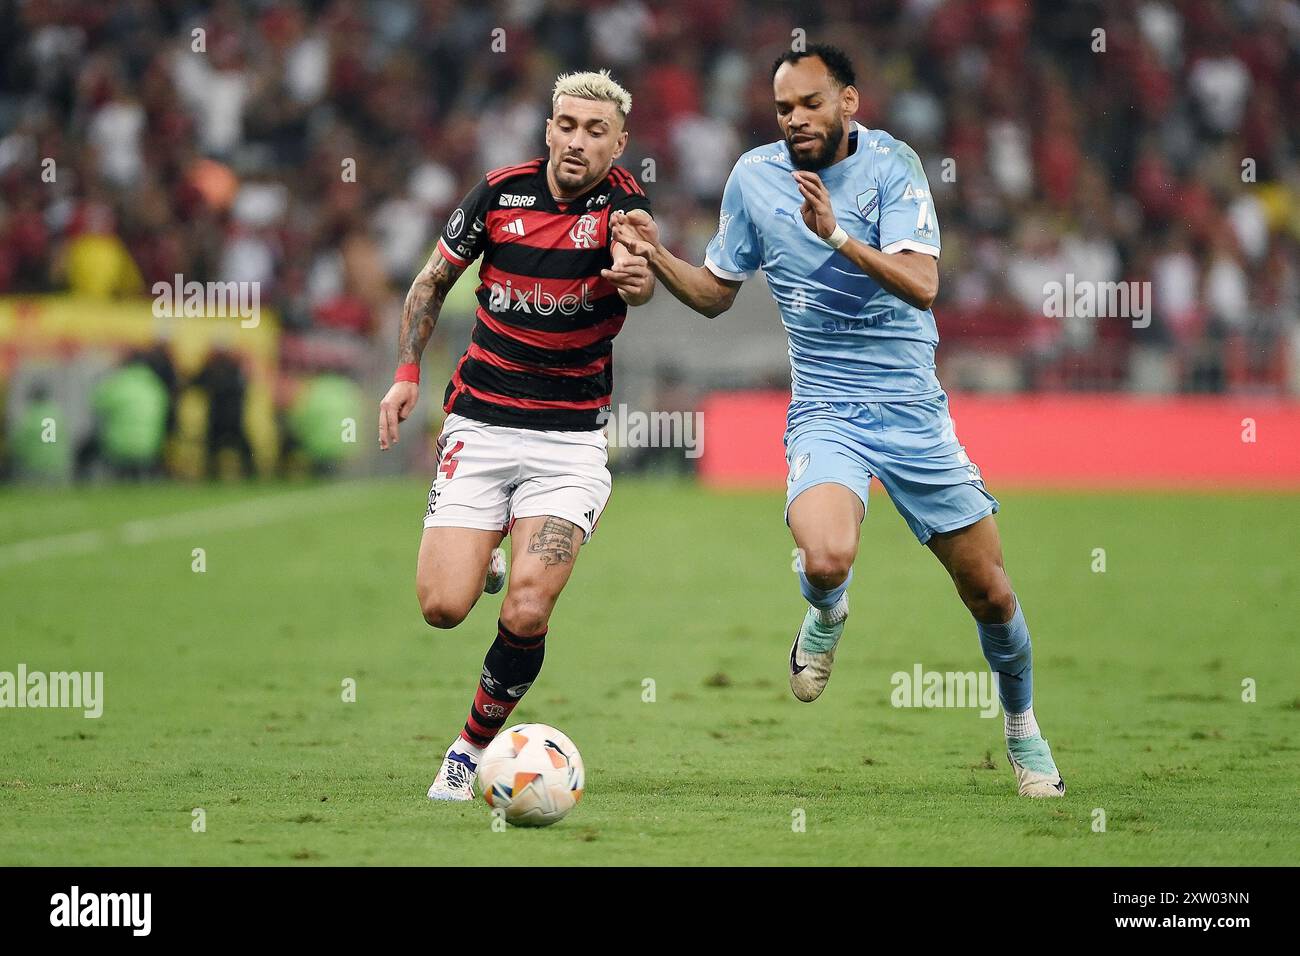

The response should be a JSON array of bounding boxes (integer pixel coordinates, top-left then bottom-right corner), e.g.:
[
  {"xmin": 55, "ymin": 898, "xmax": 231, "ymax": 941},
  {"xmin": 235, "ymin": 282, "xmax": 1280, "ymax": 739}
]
[{"xmin": 613, "ymin": 44, "xmax": 1064, "ymax": 797}]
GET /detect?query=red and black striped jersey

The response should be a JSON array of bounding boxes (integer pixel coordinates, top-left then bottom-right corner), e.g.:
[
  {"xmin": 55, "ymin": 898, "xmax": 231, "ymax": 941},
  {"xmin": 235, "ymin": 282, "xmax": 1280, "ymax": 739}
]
[{"xmin": 435, "ymin": 158, "xmax": 652, "ymax": 431}]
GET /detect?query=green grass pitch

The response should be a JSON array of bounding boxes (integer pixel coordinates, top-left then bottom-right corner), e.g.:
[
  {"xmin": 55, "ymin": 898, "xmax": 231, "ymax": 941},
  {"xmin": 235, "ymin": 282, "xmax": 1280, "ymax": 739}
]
[{"xmin": 1, "ymin": 477, "xmax": 1296, "ymax": 865}]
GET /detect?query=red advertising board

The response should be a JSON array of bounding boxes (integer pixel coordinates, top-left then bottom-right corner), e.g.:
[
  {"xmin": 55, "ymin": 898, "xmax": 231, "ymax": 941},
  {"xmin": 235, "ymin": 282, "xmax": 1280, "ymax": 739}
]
[{"xmin": 698, "ymin": 392, "xmax": 1300, "ymax": 490}]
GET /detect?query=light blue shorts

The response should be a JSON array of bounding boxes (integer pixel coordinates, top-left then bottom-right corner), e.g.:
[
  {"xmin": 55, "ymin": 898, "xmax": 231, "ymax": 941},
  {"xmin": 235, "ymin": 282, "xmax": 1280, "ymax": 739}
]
[{"xmin": 783, "ymin": 393, "xmax": 998, "ymax": 544}]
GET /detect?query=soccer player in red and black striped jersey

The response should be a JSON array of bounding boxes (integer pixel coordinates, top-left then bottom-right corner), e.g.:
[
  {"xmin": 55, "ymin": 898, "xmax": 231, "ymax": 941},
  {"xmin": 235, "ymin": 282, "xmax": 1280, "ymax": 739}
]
[{"xmin": 377, "ymin": 70, "xmax": 655, "ymax": 801}]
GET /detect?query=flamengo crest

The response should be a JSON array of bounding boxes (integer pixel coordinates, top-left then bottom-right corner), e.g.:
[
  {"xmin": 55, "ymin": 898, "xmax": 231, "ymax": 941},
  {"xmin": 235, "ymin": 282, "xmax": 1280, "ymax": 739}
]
[{"xmin": 569, "ymin": 213, "xmax": 600, "ymax": 249}]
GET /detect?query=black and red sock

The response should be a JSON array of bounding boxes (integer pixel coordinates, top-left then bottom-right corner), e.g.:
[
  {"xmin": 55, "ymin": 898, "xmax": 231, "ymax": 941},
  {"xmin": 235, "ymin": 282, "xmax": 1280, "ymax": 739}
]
[{"xmin": 460, "ymin": 620, "xmax": 546, "ymax": 749}]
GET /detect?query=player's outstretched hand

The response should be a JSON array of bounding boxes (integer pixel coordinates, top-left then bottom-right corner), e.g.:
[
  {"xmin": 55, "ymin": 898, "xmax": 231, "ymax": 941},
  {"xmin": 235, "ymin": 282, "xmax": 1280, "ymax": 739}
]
[
  {"xmin": 610, "ymin": 209, "xmax": 658, "ymax": 259},
  {"xmin": 602, "ymin": 249, "xmax": 653, "ymax": 303},
  {"xmin": 378, "ymin": 380, "xmax": 418, "ymax": 450},
  {"xmin": 793, "ymin": 170, "xmax": 837, "ymax": 241}
]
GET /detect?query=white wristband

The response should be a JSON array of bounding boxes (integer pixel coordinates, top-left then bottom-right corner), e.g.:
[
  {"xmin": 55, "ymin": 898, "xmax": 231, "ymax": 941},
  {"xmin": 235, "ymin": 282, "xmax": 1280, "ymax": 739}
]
[{"xmin": 825, "ymin": 225, "xmax": 849, "ymax": 250}]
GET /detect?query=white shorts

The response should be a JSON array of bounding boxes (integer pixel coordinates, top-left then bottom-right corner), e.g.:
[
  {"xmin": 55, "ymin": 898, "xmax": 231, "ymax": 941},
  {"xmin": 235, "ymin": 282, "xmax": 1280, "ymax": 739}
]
[{"xmin": 423, "ymin": 413, "xmax": 612, "ymax": 541}]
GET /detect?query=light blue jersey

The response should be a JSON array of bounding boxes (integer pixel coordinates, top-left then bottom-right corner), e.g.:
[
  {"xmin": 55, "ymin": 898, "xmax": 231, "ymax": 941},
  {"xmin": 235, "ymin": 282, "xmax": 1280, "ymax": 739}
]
[
  {"xmin": 705, "ymin": 122, "xmax": 941, "ymax": 402},
  {"xmin": 709, "ymin": 122, "xmax": 1040, "ymax": 738},
  {"xmin": 703, "ymin": 123, "xmax": 996, "ymax": 545}
]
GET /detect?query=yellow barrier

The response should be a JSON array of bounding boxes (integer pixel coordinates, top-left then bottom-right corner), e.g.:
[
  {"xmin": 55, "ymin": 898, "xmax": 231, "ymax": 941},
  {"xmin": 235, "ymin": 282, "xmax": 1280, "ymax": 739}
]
[{"xmin": 0, "ymin": 295, "xmax": 281, "ymax": 475}]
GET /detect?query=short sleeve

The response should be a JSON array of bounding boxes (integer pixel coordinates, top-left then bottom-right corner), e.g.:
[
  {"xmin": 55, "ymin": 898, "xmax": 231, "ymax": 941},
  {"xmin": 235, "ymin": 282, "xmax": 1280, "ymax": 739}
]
[
  {"xmin": 609, "ymin": 166, "xmax": 652, "ymax": 219},
  {"xmin": 436, "ymin": 178, "xmax": 493, "ymax": 267},
  {"xmin": 877, "ymin": 140, "xmax": 940, "ymax": 258},
  {"xmin": 704, "ymin": 165, "xmax": 760, "ymax": 281}
]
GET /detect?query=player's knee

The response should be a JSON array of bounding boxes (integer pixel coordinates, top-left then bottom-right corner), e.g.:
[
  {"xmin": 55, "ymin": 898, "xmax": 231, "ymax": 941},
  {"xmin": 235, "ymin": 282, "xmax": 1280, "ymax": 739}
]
[
  {"xmin": 499, "ymin": 586, "xmax": 554, "ymax": 637},
  {"xmin": 961, "ymin": 572, "xmax": 1016, "ymax": 624},
  {"xmin": 421, "ymin": 602, "xmax": 470, "ymax": 630},
  {"xmin": 418, "ymin": 587, "xmax": 473, "ymax": 629},
  {"xmin": 801, "ymin": 542, "xmax": 855, "ymax": 588}
]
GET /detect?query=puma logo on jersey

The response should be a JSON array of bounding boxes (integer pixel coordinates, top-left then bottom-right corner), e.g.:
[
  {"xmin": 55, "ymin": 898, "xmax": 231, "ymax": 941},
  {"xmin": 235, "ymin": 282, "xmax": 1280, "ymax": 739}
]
[{"xmin": 498, "ymin": 194, "xmax": 537, "ymax": 207}]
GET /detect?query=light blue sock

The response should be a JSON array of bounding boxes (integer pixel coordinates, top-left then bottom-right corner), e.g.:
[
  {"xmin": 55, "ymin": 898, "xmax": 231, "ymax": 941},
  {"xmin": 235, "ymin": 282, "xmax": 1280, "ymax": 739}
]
[
  {"xmin": 976, "ymin": 595, "xmax": 1033, "ymax": 715},
  {"xmin": 798, "ymin": 566, "xmax": 852, "ymax": 610}
]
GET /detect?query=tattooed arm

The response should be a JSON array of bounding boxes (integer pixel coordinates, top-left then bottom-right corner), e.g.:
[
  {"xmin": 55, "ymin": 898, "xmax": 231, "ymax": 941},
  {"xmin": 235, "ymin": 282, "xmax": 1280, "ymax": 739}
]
[{"xmin": 378, "ymin": 248, "xmax": 466, "ymax": 450}]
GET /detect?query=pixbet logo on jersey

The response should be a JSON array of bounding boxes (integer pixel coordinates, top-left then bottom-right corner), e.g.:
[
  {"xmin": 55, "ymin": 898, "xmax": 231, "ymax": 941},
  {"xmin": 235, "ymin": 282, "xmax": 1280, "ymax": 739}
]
[{"xmin": 488, "ymin": 278, "xmax": 595, "ymax": 315}]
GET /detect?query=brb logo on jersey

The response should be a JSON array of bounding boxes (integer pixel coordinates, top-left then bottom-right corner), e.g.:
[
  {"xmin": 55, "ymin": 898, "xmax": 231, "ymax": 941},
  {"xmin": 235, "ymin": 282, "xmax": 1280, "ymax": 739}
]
[{"xmin": 569, "ymin": 213, "xmax": 600, "ymax": 249}]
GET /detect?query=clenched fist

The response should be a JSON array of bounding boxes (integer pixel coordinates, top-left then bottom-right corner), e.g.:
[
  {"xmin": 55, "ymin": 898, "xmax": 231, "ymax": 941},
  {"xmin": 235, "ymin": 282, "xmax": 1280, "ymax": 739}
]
[{"xmin": 610, "ymin": 208, "xmax": 660, "ymax": 260}]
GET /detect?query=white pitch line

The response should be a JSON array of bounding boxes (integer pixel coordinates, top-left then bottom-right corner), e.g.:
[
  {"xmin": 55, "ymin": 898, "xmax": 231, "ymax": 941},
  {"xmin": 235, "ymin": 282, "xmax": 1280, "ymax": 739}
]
[
  {"xmin": 0, "ymin": 482, "xmax": 372, "ymax": 570},
  {"xmin": 0, "ymin": 529, "xmax": 108, "ymax": 568}
]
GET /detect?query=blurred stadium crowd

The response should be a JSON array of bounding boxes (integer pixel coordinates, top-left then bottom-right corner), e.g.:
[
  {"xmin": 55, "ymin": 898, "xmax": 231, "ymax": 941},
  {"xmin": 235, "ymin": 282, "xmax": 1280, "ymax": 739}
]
[{"xmin": 1, "ymin": 0, "xmax": 1298, "ymax": 479}]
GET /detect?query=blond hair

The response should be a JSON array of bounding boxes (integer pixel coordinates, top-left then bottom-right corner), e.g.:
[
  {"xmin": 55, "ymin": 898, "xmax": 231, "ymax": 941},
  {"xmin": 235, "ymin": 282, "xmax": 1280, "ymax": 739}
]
[{"xmin": 552, "ymin": 69, "xmax": 632, "ymax": 121}]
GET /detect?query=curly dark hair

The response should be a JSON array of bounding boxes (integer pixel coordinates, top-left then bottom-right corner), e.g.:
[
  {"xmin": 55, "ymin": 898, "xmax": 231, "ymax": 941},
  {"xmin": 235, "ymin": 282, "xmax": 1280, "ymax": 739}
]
[{"xmin": 771, "ymin": 44, "xmax": 857, "ymax": 88}]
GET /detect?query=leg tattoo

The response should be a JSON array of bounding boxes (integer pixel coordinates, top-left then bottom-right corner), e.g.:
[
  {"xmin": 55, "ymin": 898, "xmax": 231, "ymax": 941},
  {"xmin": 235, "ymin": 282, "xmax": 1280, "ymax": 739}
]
[{"xmin": 527, "ymin": 517, "xmax": 578, "ymax": 567}]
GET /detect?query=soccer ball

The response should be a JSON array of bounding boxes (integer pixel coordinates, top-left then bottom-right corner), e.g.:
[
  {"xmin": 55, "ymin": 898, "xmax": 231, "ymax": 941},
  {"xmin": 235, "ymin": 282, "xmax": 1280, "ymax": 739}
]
[{"xmin": 479, "ymin": 723, "xmax": 584, "ymax": 827}]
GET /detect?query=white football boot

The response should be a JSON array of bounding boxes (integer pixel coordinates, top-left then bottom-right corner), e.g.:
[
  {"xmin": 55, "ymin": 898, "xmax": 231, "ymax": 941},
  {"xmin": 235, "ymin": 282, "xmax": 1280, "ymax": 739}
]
[
  {"xmin": 788, "ymin": 595, "xmax": 849, "ymax": 702},
  {"xmin": 1006, "ymin": 735, "xmax": 1066, "ymax": 798},
  {"xmin": 484, "ymin": 547, "xmax": 507, "ymax": 595},
  {"xmin": 427, "ymin": 751, "xmax": 478, "ymax": 802}
]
